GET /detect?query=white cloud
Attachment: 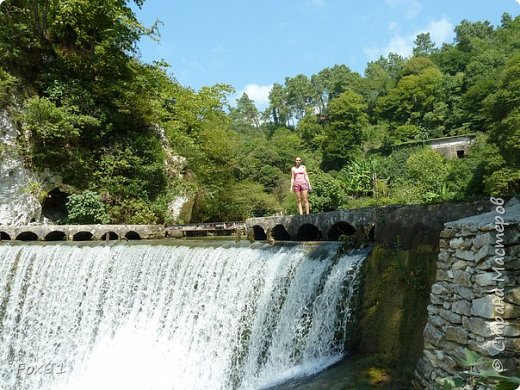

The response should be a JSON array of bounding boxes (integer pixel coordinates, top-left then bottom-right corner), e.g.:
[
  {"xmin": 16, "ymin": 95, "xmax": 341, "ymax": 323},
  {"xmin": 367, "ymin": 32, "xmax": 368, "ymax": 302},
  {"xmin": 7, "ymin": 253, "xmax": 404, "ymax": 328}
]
[
  {"xmin": 364, "ymin": 17, "xmax": 454, "ymax": 61},
  {"xmin": 236, "ymin": 83, "xmax": 273, "ymax": 110},
  {"xmin": 385, "ymin": 0, "xmax": 421, "ymax": 19},
  {"xmin": 423, "ymin": 17, "xmax": 454, "ymax": 45}
]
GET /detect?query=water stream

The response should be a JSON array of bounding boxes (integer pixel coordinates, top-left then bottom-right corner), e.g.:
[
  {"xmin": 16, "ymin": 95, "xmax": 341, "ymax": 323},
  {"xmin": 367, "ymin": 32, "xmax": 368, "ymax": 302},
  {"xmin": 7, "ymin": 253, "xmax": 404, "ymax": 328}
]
[{"xmin": 0, "ymin": 241, "xmax": 368, "ymax": 390}]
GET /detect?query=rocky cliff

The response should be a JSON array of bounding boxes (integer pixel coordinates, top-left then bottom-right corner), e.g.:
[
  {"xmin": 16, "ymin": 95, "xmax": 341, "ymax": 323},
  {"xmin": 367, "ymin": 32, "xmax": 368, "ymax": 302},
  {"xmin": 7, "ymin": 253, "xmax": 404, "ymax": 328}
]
[{"xmin": 0, "ymin": 109, "xmax": 42, "ymax": 225}]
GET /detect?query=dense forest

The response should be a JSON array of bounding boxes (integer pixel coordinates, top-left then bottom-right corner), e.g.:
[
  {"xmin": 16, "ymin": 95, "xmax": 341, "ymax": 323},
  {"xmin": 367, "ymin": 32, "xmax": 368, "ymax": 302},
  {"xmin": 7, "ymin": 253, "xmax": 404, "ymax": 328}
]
[{"xmin": 0, "ymin": 1, "xmax": 519, "ymax": 224}]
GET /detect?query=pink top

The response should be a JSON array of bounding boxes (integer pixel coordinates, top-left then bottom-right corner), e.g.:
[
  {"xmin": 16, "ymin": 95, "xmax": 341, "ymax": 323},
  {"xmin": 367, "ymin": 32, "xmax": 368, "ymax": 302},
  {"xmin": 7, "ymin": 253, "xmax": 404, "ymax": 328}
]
[{"xmin": 292, "ymin": 166, "xmax": 307, "ymax": 184}]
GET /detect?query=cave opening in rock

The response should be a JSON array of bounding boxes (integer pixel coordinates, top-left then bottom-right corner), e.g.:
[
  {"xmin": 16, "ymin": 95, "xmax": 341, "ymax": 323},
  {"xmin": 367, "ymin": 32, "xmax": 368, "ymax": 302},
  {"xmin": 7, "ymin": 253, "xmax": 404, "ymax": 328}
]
[{"xmin": 42, "ymin": 188, "xmax": 69, "ymax": 223}]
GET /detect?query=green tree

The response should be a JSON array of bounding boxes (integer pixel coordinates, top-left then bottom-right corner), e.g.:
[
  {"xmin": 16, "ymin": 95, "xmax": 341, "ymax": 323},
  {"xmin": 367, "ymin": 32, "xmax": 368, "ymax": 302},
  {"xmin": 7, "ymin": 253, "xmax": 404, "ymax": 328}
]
[
  {"xmin": 229, "ymin": 92, "xmax": 260, "ymax": 129},
  {"xmin": 377, "ymin": 60, "xmax": 444, "ymax": 139},
  {"xmin": 21, "ymin": 96, "xmax": 100, "ymax": 178},
  {"xmin": 267, "ymin": 83, "xmax": 291, "ymax": 127},
  {"xmin": 284, "ymin": 74, "xmax": 316, "ymax": 121},
  {"xmin": 314, "ymin": 64, "xmax": 364, "ymax": 104},
  {"xmin": 454, "ymin": 19, "xmax": 494, "ymax": 52},
  {"xmin": 298, "ymin": 109, "xmax": 325, "ymax": 151},
  {"xmin": 322, "ymin": 90, "xmax": 368, "ymax": 170},
  {"xmin": 406, "ymin": 148, "xmax": 451, "ymax": 202},
  {"xmin": 413, "ymin": 33, "xmax": 436, "ymax": 56},
  {"xmin": 483, "ymin": 53, "xmax": 520, "ymax": 194},
  {"xmin": 362, "ymin": 61, "xmax": 394, "ymax": 114},
  {"xmin": 372, "ymin": 53, "xmax": 406, "ymax": 82}
]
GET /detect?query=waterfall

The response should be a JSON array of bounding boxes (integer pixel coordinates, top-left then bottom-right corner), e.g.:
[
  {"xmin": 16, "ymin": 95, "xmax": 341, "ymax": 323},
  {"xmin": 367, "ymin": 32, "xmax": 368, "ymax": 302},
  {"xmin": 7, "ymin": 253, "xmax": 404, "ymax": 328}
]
[{"xmin": 0, "ymin": 241, "xmax": 368, "ymax": 390}]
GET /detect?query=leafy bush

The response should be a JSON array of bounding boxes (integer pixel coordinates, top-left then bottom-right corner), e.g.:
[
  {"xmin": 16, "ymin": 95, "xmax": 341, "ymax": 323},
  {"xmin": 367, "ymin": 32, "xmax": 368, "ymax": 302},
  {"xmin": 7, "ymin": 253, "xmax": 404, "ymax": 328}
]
[
  {"xmin": 310, "ymin": 171, "xmax": 345, "ymax": 212},
  {"xmin": 66, "ymin": 191, "xmax": 109, "ymax": 224},
  {"xmin": 440, "ymin": 349, "xmax": 520, "ymax": 390},
  {"xmin": 337, "ymin": 158, "xmax": 378, "ymax": 197},
  {"xmin": 0, "ymin": 67, "xmax": 16, "ymax": 107},
  {"xmin": 371, "ymin": 145, "xmax": 424, "ymax": 183},
  {"xmin": 108, "ymin": 198, "xmax": 158, "ymax": 225},
  {"xmin": 21, "ymin": 96, "xmax": 100, "ymax": 177},
  {"xmin": 406, "ymin": 148, "xmax": 452, "ymax": 202},
  {"xmin": 227, "ymin": 181, "xmax": 282, "ymax": 219},
  {"xmin": 393, "ymin": 124, "xmax": 421, "ymax": 143},
  {"xmin": 445, "ymin": 134, "xmax": 498, "ymax": 199},
  {"xmin": 485, "ymin": 167, "xmax": 520, "ymax": 195}
]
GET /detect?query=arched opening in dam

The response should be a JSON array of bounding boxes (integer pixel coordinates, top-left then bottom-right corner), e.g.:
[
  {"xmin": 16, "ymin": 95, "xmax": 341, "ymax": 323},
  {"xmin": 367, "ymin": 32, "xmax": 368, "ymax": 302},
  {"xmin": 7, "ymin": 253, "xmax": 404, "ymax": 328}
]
[
  {"xmin": 369, "ymin": 225, "xmax": 375, "ymax": 242},
  {"xmin": 252, "ymin": 225, "xmax": 267, "ymax": 240},
  {"xmin": 73, "ymin": 231, "xmax": 93, "ymax": 241},
  {"xmin": 271, "ymin": 224, "xmax": 291, "ymax": 241},
  {"xmin": 101, "ymin": 231, "xmax": 119, "ymax": 241},
  {"xmin": 45, "ymin": 231, "xmax": 67, "ymax": 241},
  {"xmin": 125, "ymin": 231, "xmax": 141, "ymax": 240},
  {"xmin": 296, "ymin": 223, "xmax": 322, "ymax": 241},
  {"xmin": 327, "ymin": 222, "xmax": 356, "ymax": 241},
  {"xmin": 15, "ymin": 231, "xmax": 38, "ymax": 241},
  {"xmin": 0, "ymin": 231, "xmax": 11, "ymax": 240}
]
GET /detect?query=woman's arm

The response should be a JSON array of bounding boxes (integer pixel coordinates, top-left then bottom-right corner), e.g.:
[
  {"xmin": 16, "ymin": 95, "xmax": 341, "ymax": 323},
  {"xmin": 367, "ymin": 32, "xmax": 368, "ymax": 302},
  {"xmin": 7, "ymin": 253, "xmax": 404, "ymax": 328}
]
[
  {"xmin": 290, "ymin": 167, "xmax": 295, "ymax": 192},
  {"xmin": 304, "ymin": 166, "xmax": 311, "ymax": 188}
]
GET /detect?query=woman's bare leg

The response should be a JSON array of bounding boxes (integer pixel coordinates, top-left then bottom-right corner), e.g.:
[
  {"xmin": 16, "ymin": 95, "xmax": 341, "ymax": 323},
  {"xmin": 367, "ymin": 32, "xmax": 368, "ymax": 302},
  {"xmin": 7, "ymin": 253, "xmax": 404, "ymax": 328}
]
[
  {"xmin": 301, "ymin": 190, "xmax": 310, "ymax": 214},
  {"xmin": 295, "ymin": 190, "xmax": 303, "ymax": 215}
]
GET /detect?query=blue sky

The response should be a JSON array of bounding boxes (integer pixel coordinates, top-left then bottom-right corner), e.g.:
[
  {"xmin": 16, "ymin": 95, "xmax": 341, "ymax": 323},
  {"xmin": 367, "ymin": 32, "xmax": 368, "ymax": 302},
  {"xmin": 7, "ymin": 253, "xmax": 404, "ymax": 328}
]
[{"xmin": 133, "ymin": 0, "xmax": 520, "ymax": 109}]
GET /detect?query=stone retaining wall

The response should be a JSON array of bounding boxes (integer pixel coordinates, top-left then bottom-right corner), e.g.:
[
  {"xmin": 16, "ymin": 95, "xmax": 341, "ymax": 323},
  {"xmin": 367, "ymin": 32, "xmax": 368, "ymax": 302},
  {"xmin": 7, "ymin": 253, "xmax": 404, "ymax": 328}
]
[{"xmin": 414, "ymin": 198, "xmax": 520, "ymax": 388}]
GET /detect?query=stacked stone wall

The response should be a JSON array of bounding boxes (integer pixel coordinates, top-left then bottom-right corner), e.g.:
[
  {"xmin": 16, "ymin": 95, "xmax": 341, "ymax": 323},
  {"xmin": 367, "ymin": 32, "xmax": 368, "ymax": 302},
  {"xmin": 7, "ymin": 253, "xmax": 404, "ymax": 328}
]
[{"xmin": 414, "ymin": 199, "xmax": 520, "ymax": 388}]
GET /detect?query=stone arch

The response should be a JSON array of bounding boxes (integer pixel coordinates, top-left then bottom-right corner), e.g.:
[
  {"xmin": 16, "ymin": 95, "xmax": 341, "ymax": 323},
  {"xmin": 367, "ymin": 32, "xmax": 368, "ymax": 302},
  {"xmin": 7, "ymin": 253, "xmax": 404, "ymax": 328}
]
[
  {"xmin": 125, "ymin": 231, "xmax": 141, "ymax": 240},
  {"xmin": 252, "ymin": 225, "xmax": 267, "ymax": 241},
  {"xmin": 42, "ymin": 187, "xmax": 69, "ymax": 222},
  {"xmin": 15, "ymin": 231, "xmax": 38, "ymax": 241},
  {"xmin": 271, "ymin": 224, "xmax": 290, "ymax": 241},
  {"xmin": 296, "ymin": 223, "xmax": 322, "ymax": 241},
  {"xmin": 45, "ymin": 231, "xmax": 66, "ymax": 241},
  {"xmin": 327, "ymin": 221, "xmax": 356, "ymax": 241},
  {"xmin": 101, "ymin": 231, "xmax": 119, "ymax": 241},
  {"xmin": 0, "ymin": 232, "xmax": 11, "ymax": 240},
  {"xmin": 73, "ymin": 231, "xmax": 93, "ymax": 241}
]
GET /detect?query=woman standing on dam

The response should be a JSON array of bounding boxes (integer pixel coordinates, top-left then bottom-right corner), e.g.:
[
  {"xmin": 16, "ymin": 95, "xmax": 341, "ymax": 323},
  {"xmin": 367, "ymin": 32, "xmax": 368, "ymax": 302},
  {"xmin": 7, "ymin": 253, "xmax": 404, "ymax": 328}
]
[{"xmin": 290, "ymin": 157, "xmax": 312, "ymax": 215}]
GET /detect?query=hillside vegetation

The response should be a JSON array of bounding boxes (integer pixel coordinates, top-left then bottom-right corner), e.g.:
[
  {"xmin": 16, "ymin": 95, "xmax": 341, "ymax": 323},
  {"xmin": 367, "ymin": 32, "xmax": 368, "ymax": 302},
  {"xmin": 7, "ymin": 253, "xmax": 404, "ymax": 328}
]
[{"xmin": 0, "ymin": 1, "xmax": 518, "ymax": 223}]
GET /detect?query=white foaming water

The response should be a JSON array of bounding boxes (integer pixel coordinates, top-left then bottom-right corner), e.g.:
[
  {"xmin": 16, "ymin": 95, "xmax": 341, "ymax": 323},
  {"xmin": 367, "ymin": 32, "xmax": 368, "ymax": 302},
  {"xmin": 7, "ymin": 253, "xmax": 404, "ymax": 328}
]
[{"xmin": 0, "ymin": 242, "xmax": 367, "ymax": 390}]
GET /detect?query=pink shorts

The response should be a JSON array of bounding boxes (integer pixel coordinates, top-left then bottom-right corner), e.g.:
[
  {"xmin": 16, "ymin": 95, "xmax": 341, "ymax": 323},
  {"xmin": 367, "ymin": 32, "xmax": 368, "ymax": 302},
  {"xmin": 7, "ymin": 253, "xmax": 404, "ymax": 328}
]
[{"xmin": 293, "ymin": 183, "xmax": 309, "ymax": 192}]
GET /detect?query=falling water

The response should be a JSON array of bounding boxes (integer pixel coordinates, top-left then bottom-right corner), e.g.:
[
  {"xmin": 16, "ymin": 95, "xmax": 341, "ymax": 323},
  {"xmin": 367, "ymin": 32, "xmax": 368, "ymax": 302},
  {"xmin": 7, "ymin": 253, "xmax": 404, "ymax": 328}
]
[{"xmin": 0, "ymin": 241, "xmax": 368, "ymax": 390}]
